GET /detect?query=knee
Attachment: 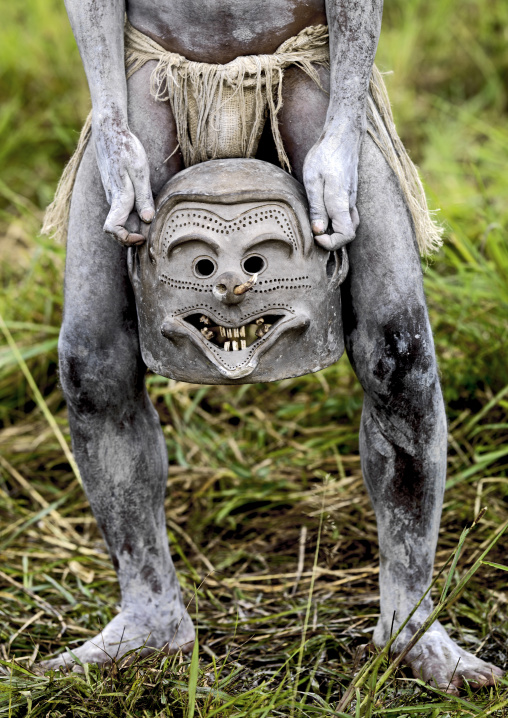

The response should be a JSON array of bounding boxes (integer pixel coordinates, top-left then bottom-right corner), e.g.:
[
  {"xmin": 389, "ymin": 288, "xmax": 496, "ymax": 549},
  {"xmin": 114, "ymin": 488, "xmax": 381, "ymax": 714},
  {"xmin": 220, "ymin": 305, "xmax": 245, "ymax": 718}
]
[
  {"xmin": 58, "ymin": 326, "xmax": 143, "ymax": 416},
  {"xmin": 348, "ymin": 304, "xmax": 442, "ymax": 418},
  {"xmin": 372, "ymin": 319, "xmax": 438, "ymax": 402}
]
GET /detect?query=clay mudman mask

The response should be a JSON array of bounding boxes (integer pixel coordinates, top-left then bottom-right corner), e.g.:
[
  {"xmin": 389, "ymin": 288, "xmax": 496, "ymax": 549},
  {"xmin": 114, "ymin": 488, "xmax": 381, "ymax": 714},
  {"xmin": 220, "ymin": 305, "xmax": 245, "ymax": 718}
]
[{"xmin": 128, "ymin": 159, "xmax": 349, "ymax": 384}]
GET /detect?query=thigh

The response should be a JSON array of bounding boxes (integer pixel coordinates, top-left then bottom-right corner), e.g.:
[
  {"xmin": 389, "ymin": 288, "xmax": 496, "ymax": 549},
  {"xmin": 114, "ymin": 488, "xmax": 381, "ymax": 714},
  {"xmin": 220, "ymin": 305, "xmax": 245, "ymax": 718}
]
[
  {"xmin": 279, "ymin": 67, "xmax": 433, "ymax": 401},
  {"xmin": 63, "ymin": 62, "xmax": 182, "ymax": 346}
]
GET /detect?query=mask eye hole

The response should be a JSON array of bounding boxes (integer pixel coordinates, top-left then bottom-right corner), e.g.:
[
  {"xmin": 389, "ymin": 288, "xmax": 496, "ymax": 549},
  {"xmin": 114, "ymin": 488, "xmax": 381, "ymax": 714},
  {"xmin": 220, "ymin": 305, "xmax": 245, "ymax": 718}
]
[
  {"xmin": 193, "ymin": 257, "xmax": 217, "ymax": 278},
  {"xmin": 242, "ymin": 255, "xmax": 266, "ymax": 275}
]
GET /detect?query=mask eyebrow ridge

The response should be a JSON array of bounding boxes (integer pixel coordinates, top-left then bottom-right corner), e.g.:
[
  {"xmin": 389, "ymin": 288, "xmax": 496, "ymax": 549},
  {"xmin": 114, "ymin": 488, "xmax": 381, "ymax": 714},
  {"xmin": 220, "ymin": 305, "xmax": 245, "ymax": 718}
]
[
  {"xmin": 166, "ymin": 234, "xmax": 220, "ymax": 256},
  {"xmin": 244, "ymin": 233, "xmax": 294, "ymax": 253}
]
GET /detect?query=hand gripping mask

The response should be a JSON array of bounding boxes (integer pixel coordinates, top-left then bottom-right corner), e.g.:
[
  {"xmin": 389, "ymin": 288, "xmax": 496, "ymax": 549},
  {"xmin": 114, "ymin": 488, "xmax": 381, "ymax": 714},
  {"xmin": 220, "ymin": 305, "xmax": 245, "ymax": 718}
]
[{"xmin": 128, "ymin": 159, "xmax": 349, "ymax": 384}]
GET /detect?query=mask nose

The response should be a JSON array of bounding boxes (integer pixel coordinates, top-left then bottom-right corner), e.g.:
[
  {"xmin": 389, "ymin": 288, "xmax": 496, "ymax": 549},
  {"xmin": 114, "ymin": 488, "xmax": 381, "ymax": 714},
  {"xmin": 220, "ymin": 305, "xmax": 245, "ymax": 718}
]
[{"xmin": 212, "ymin": 271, "xmax": 258, "ymax": 305}]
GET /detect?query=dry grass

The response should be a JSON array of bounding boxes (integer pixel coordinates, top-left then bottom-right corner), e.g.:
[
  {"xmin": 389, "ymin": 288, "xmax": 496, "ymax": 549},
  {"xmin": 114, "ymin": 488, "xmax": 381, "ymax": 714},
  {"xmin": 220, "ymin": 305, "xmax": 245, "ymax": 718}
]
[{"xmin": 0, "ymin": 348, "xmax": 507, "ymax": 714}]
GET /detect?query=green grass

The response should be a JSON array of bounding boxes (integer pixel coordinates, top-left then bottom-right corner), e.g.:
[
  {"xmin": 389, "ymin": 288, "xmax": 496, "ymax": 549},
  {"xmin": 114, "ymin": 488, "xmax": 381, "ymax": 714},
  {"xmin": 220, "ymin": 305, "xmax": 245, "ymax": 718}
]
[{"xmin": 1, "ymin": 0, "xmax": 508, "ymax": 715}]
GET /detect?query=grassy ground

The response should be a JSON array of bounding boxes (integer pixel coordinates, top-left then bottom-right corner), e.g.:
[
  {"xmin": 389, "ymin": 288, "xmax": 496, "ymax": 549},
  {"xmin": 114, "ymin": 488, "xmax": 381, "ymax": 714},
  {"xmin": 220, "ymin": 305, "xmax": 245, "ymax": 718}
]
[{"xmin": 1, "ymin": 0, "xmax": 508, "ymax": 715}]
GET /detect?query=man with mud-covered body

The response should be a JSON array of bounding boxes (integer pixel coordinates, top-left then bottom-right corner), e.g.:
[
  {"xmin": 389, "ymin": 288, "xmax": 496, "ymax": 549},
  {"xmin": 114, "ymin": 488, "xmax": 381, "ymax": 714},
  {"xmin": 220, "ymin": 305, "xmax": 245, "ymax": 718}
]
[{"xmin": 47, "ymin": 0, "xmax": 503, "ymax": 691}]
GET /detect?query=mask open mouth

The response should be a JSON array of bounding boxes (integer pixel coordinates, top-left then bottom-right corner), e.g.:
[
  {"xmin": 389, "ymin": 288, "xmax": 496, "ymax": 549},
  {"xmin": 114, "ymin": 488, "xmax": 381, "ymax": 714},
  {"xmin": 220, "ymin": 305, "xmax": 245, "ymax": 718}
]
[
  {"xmin": 162, "ymin": 308, "xmax": 309, "ymax": 380},
  {"xmin": 183, "ymin": 313, "xmax": 283, "ymax": 351}
]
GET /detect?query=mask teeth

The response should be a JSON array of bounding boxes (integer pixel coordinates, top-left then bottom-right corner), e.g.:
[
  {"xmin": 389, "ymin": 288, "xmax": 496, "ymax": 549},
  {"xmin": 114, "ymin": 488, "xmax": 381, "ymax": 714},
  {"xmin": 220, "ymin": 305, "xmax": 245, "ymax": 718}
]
[
  {"xmin": 185, "ymin": 314, "xmax": 277, "ymax": 353},
  {"xmin": 255, "ymin": 322, "xmax": 270, "ymax": 338}
]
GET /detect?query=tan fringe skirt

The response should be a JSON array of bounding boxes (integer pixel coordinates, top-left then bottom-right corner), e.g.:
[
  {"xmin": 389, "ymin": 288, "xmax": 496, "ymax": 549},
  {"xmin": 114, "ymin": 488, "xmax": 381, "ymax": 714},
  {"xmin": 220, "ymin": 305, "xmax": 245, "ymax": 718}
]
[{"xmin": 42, "ymin": 22, "xmax": 442, "ymax": 255}]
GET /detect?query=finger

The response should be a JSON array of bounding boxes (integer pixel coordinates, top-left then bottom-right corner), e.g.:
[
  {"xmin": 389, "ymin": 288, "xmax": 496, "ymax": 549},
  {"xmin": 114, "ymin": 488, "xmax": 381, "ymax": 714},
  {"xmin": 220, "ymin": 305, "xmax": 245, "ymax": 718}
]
[
  {"xmin": 314, "ymin": 232, "xmax": 354, "ymax": 251},
  {"xmin": 104, "ymin": 216, "xmax": 145, "ymax": 246},
  {"xmin": 130, "ymin": 163, "xmax": 155, "ymax": 223},
  {"xmin": 439, "ymin": 683, "xmax": 460, "ymax": 696},
  {"xmin": 330, "ymin": 210, "xmax": 356, "ymax": 241},
  {"xmin": 321, "ymin": 180, "xmax": 357, "ymax": 242},
  {"xmin": 313, "ymin": 233, "xmax": 334, "ymax": 251},
  {"xmin": 305, "ymin": 176, "xmax": 328, "ymax": 235},
  {"xmin": 104, "ymin": 225, "xmax": 146, "ymax": 247},
  {"xmin": 103, "ymin": 176, "xmax": 136, "ymax": 240},
  {"xmin": 124, "ymin": 233, "xmax": 146, "ymax": 246}
]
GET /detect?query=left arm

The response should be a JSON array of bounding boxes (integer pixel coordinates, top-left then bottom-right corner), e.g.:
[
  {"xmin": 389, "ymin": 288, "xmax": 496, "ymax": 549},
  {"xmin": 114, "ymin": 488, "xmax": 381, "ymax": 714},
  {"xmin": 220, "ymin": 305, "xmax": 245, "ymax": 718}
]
[{"xmin": 303, "ymin": 0, "xmax": 383, "ymax": 250}]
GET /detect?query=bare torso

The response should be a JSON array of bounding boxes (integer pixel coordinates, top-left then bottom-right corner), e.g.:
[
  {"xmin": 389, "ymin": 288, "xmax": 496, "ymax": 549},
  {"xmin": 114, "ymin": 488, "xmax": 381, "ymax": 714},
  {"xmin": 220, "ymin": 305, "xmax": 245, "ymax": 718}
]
[{"xmin": 127, "ymin": 0, "xmax": 327, "ymax": 62}]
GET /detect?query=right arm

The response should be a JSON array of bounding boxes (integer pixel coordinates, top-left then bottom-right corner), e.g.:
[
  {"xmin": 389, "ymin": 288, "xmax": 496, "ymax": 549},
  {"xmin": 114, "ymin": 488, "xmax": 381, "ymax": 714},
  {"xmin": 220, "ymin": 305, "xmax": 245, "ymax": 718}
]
[{"xmin": 65, "ymin": 0, "xmax": 154, "ymax": 245}]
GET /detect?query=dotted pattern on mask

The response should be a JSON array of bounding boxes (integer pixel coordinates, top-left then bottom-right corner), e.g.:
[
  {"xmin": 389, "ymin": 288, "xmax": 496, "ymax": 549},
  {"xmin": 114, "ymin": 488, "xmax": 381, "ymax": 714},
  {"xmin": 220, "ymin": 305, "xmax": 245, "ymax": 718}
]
[
  {"xmin": 253, "ymin": 276, "xmax": 311, "ymax": 292},
  {"xmin": 161, "ymin": 206, "xmax": 298, "ymax": 254},
  {"xmin": 159, "ymin": 273, "xmax": 312, "ymax": 292},
  {"xmin": 175, "ymin": 303, "xmax": 295, "ymax": 370},
  {"xmin": 159, "ymin": 275, "xmax": 214, "ymax": 291}
]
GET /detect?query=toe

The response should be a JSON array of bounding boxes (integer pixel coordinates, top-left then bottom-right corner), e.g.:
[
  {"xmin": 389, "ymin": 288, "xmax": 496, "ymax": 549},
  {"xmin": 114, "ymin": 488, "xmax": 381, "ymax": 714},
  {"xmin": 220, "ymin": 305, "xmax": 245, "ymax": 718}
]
[
  {"xmin": 437, "ymin": 682, "xmax": 460, "ymax": 696},
  {"xmin": 463, "ymin": 673, "xmax": 490, "ymax": 689},
  {"xmin": 465, "ymin": 666, "xmax": 504, "ymax": 687},
  {"xmin": 414, "ymin": 659, "xmax": 464, "ymax": 694},
  {"xmin": 423, "ymin": 668, "xmax": 463, "ymax": 694}
]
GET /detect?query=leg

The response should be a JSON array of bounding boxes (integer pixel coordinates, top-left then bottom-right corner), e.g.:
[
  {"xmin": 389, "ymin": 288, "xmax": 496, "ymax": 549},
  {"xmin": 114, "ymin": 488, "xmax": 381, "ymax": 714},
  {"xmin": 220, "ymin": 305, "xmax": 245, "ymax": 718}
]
[
  {"xmin": 279, "ymin": 66, "xmax": 502, "ymax": 691},
  {"xmin": 41, "ymin": 64, "xmax": 194, "ymax": 670},
  {"xmin": 344, "ymin": 142, "xmax": 502, "ymax": 691}
]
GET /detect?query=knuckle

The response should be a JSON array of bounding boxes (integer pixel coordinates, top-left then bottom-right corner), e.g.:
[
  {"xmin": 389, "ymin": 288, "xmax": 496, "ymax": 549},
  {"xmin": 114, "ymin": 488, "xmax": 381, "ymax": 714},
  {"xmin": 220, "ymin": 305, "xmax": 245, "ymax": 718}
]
[
  {"xmin": 131, "ymin": 159, "xmax": 148, "ymax": 177},
  {"xmin": 105, "ymin": 228, "xmax": 120, "ymax": 243},
  {"xmin": 314, "ymin": 235, "xmax": 332, "ymax": 251},
  {"xmin": 309, "ymin": 210, "xmax": 326, "ymax": 222},
  {"xmin": 303, "ymin": 159, "xmax": 320, "ymax": 181},
  {"xmin": 136, "ymin": 192, "xmax": 154, "ymax": 207},
  {"xmin": 107, "ymin": 209, "xmax": 126, "ymax": 227},
  {"xmin": 331, "ymin": 210, "xmax": 352, "ymax": 225},
  {"xmin": 118, "ymin": 188, "xmax": 134, "ymax": 204},
  {"xmin": 332, "ymin": 230, "xmax": 356, "ymax": 247},
  {"xmin": 103, "ymin": 219, "xmax": 127, "ymax": 240},
  {"xmin": 304, "ymin": 169, "xmax": 321, "ymax": 187},
  {"xmin": 308, "ymin": 192, "xmax": 323, "ymax": 207},
  {"xmin": 110, "ymin": 193, "xmax": 129, "ymax": 211}
]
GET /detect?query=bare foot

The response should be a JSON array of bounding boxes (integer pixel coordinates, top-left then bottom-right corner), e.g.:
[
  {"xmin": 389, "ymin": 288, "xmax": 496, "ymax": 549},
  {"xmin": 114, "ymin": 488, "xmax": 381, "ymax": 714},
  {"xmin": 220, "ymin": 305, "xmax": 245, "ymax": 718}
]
[
  {"xmin": 37, "ymin": 603, "xmax": 195, "ymax": 672},
  {"xmin": 378, "ymin": 620, "xmax": 503, "ymax": 694}
]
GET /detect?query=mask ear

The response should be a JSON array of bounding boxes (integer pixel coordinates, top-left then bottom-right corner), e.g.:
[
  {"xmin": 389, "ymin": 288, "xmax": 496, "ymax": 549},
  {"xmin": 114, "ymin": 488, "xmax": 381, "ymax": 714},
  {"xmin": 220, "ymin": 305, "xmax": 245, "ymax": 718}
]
[
  {"xmin": 128, "ymin": 242, "xmax": 150, "ymax": 292},
  {"xmin": 326, "ymin": 246, "xmax": 349, "ymax": 288},
  {"xmin": 127, "ymin": 246, "xmax": 139, "ymax": 288}
]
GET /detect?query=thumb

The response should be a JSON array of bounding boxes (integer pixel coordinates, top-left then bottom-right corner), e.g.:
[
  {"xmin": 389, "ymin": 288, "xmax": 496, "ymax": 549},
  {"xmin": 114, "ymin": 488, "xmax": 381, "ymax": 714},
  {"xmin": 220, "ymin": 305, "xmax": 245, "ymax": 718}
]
[
  {"xmin": 331, "ymin": 210, "xmax": 356, "ymax": 241},
  {"xmin": 130, "ymin": 163, "xmax": 155, "ymax": 224},
  {"xmin": 305, "ymin": 176, "xmax": 329, "ymax": 236},
  {"xmin": 324, "ymin": 182, "xmax": 356, "ymax": 243}
]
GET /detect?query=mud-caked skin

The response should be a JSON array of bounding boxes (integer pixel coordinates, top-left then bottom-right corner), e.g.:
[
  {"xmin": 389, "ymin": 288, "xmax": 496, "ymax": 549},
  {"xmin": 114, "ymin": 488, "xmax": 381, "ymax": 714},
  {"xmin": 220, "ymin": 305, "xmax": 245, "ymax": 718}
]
[{"xmin": 41, "ymin": 0, "xmax": 504, "ymax": 692}]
